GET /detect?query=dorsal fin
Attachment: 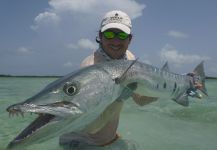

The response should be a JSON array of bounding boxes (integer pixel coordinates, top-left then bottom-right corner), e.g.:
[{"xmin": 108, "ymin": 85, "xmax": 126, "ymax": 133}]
[
  {"xmin": 161, "ymin": 61, "xmax": 170, "ymax": 72},
  {"xmin": 115, "ymin": 58, "xmax": 139, "ymax": 84}
]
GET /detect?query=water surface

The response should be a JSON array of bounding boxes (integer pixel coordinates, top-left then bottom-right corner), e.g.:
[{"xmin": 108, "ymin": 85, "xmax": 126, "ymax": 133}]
[{"xmin": 0, "ymin": 77, "xmax": 217, "ymax": 150}]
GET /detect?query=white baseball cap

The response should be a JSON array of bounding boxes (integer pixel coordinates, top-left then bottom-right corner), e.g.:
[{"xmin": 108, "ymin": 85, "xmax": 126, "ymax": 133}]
[{"xmin": 100, "ymin": 10, "xmax": 132, "ymax": 34}]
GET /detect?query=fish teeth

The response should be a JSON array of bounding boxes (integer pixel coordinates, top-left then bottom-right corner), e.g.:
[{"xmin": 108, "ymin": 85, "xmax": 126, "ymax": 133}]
[
  {"xmin": 9, "ymin": 109, "xmax": 24, "ymax": 118},
  {"xmin": 21, "ymin": 112, "xmax": 24, "ymax": 118}
]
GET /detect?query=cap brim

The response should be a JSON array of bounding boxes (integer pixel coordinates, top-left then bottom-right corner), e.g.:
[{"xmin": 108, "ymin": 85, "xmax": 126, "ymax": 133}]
[{"xmin": 101, "ymin": 23, "xmax": 131, "ymax": 34}]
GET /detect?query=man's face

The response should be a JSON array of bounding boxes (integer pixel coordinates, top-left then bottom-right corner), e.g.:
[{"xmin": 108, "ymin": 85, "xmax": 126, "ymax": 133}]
[{"xmin": 100, "ymin": 29, "xmax": 132, "ymax": 59}]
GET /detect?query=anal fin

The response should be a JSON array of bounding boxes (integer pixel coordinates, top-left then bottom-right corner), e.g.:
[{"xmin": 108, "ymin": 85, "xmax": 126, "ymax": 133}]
[
  {"xmin": 132, "ymin": 92, "xmax": 158, "ymax": 106},
  {"xmin": 172, "ymin": 93, "xmax": 189, "ymax": 106}
]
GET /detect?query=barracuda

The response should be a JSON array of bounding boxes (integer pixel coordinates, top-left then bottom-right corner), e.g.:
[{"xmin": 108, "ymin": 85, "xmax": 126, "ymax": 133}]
[{"xmin": 6, "ymin": 59, "xmax": 207, "ymax": 149}]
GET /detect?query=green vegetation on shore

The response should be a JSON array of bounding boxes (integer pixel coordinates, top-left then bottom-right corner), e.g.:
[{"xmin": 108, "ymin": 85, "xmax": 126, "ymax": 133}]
[
  {"xmin": 0, "ymin": 74, "xmax": 61, "ymax": 78},
  {"xmin": 206, "ymin": 76, "xmax": 217, "ymax": 79}
]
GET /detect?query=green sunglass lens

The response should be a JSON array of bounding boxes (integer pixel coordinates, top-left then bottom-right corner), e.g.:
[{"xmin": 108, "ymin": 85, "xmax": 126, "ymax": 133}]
[
  {"xmin": 103, "ymin": 31, "xmax": 115, "ymax": 39},
  {"xmin": 103, "ymin": 31, "xmax": 129, "ymax": 40},
  {"xmin": 118, "ymin": 32, "xmax": 129, "ymax": 40}
]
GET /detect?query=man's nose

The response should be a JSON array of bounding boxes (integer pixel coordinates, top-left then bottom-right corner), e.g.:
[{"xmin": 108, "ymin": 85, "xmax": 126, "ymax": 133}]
[{"xmin": 110, "ymin": 37, "xmax": 122, "ymax": 44}]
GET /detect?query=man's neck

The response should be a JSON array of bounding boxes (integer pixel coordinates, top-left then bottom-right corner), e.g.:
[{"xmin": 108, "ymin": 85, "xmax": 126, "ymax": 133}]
[{"xmin": 98, "ymin": 47, "xmax": 127, "ymax": 60}]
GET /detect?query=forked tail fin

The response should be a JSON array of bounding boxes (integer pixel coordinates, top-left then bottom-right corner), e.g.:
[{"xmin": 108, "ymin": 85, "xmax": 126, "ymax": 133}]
[
  {"xmin": 173, "ymin": 62, "xmax": 208, "ymax": 107},
  {"xmin": 193, "ymin": 61, "xmax": 208, "ymax": 96}
]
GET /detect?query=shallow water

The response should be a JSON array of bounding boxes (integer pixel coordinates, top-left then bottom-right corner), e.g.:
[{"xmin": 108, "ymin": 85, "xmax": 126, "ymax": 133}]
[{"xmin": 0, "ymin": 77, "xmax": 217, "ymax": 150}]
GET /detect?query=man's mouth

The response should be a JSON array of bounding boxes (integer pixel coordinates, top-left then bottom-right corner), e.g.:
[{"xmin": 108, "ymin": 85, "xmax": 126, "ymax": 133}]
[{"xmin": 110, "ymin": 45, "xmax": 121, "ymax": 51}]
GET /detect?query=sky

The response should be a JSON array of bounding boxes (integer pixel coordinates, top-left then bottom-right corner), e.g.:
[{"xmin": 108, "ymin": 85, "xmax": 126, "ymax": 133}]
[{"xmin": 0, "ymin": 0, "xmax": 216, "ymax": 76}]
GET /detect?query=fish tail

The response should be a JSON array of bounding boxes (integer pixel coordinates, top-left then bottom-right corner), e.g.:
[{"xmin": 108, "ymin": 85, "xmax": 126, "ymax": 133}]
[{"xmin": 192, "ymin": 61, "xmax": 208, "ymax": 96}]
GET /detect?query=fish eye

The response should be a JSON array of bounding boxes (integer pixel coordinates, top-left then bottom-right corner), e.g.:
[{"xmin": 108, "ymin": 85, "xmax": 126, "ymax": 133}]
[
  {"xmin": 67, "ymin": 86, "xmax": 76, "ymax": 94},
  {"xmin": 63, "ymin": 82, "xmax": 79, "ymax": 96}
]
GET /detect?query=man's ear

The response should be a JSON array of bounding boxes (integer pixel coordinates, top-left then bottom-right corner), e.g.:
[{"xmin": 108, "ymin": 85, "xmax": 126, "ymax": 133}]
[
  {"xmin": 128, "ymin": 34, "xmax": 133, "ymax": 43},
  {"xmin": 99, "ymin": 32, "xmax": 103, "ymax": 40}
]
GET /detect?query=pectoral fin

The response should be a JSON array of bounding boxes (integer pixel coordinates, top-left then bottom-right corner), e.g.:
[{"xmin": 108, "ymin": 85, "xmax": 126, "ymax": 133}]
[
  {"xmin": 172, "ymin": 93, "xmax": 189, "ymax": 106},
  {"xmin": 132, "ymin": 92, "xmax": 158, "ymax": 106}
]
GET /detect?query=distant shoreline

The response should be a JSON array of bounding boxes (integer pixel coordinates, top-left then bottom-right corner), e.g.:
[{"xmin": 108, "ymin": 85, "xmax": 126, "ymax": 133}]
[
  {"xmin": 0, "ymin": 75, "xmax": 62, "ymax": 78},
  {"xmin": 206, "ymin": 76, "xmax": 217, "ymax": 79},
  {"xmin": 0, "ymin": 74, "xmax": 216, "ymax": 79}
]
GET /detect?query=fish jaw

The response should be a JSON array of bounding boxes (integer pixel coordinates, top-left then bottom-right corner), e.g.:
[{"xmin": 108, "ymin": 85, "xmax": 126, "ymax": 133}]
[
  {"xmin": 6, "ymin": 101, "xmax": 83, "ymax": 149},
  {"xmin": 7, "ymin": 113, "xmax": 57, "ymax": 149},
  {"xmin": 7, "ymin": 100, "xmax": 83, "ymax": 117}
]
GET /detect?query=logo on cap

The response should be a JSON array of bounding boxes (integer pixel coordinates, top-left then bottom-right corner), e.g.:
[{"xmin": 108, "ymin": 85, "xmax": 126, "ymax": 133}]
[{"xmin": 100, "ymin": 10, "xmax": 132, "ymax": 34}]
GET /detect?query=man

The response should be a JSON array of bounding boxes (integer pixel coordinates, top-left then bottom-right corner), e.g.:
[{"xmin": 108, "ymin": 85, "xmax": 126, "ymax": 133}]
[
  {"xmin": 60, "ymin": 10, "xmax": 157, "ymax": 148},
  {"xmin": 81, "ymin": 10, "xmax": 135, "ymax": 67}
]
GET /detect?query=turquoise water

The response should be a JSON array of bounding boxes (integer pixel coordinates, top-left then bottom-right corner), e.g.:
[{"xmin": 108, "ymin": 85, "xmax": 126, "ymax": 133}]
[{"xmin": 0, "ymin": 77, "xmax": 217, "ymax": 150}]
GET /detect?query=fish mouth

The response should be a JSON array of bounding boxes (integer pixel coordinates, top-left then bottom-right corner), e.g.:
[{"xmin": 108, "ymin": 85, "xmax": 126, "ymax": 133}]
[
  {"xmin": 7, "ymin": 101, "xmax": 81, "ymax": 148},
  {"xmin": 7, "ymin": 112, "xmax": 56, "ymax": 148}
]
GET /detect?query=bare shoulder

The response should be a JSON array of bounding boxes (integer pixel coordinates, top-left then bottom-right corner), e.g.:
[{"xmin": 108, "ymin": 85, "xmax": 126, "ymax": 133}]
[
  {"xmin": 126, "ymin": 50, "xmax": 136, "ymax": 60},
  {"xmin": 80, "ymin": 54, "xmax": 94, "ymax": 68}
]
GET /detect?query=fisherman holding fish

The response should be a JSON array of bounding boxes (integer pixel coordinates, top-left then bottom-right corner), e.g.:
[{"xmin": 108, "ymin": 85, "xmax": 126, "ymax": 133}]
[
  {"xmin": 72, "ymin": 10, "xmax": 204, "ymax": 148},
  {"xmin": 60, "ymin": 10, "xmax": 157, "ymax": 148},
  {"xmin": 6, "ymin": 10, "xmax": 206, "ymax": 150}
]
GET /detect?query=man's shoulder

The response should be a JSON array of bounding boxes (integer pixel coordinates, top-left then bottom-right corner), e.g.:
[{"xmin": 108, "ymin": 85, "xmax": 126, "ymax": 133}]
[
  {"xmin": 80, "ymin": 49, "xmax": 136, "ymax": 67},
  {"xmin": 80, "ymin": 54, "xmax": 95, "ymax": 68},
  {"xmin": 126, "ymin": 50, "xmax": 136, "ymax": 60},
  {"xmin": 80, "ymin": 50, "xmax": 106, "ymax": 67}
]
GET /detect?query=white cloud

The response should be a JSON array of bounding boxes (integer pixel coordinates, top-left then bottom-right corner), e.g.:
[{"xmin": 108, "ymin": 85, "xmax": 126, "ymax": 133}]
[
  {"xmin": 140, "ymin": 54, "xmax": 152, "ymax": 65},
  {"xmin": 168, "ymin": 30, "xmax": 189, "ymax": 39},
  {"xmin": 48, "ymin": 0, "xmax": 145, "ymax": 18},
  {"xmin": 67, "ymin": 38, "xmax": 97, "ymax": 50},
  {"xmin": 17, "ymin": 47, "xmax": 32, "ymax": 53},
  {"xmin": 31, "ymin": 12, "xmax": 60, "ymax": 30},
  {"xmin": 31, "ymin": 0, "xmax": 145, "ymax": 31},
  {"xmin": 63, "ymin": 61, "xmax": 73, "ymax": 67},
  {"xmin": 160, "ymin": 44, "xmax": 210, "ymax": 67},
  {"xmin": 49, "ymin": 0, "xmax": 100, "ymax": 13}
]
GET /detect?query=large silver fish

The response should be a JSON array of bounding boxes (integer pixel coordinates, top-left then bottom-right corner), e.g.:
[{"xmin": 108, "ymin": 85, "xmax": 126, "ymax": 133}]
[{"xmin": 6, "ymin": 59, "xmax": 207, "ymax": 149}]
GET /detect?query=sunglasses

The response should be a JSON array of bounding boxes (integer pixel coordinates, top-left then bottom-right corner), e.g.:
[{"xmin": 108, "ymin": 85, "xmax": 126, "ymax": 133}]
[{"xmin": 103, "ymin": 31, "xmax": 129, "ymax": 40}]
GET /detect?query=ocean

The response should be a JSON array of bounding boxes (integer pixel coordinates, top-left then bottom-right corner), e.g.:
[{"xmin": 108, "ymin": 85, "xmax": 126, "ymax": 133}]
[{"xmin": 0, "ymin": 77, "xmax": 217, "ymax": 150}]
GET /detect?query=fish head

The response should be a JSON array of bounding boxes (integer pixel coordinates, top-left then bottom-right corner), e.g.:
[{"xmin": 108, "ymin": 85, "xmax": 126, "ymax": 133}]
[{"xmin": 6, "ymin": 65, "xmax": 120, "ymax": 149}]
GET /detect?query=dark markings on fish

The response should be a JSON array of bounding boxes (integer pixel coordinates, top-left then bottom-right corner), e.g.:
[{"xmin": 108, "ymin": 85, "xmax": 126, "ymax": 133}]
[
  {"xmin": 127, "ymin": 82, "xmax": 138, "ymax": 91},
  {"xmin": 173, "ymin": 82, "xmax": 177, "ymax": 93},
  {"xmin": 163, "ymin": 82, "xmax": 167, "ymax": 89},
  {"xmin": 156, "ymin": 84, "xmax": 159, "ymax": 89}
]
